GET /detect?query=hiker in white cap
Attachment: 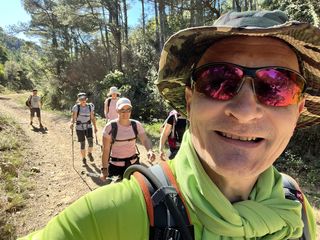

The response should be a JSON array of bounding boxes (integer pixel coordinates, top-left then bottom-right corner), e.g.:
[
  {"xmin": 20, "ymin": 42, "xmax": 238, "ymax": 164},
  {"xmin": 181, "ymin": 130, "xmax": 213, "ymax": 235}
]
[
  {"xmin": 100, "ymin": 97, "xmax": 156, "ymax": 180},
  {"xmin": 104, "ymin": 86, "xmax": 121, "ymax": 122}
]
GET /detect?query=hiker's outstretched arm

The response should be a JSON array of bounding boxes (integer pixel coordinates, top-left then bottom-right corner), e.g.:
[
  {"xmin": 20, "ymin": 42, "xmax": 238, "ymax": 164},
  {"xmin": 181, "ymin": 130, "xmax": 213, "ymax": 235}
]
[
  {"xmin": 100, "ymin": 134, "xmax": 112, "ymax": 180},
  {"xmin": 159, "ymin": 123, "xmax": 172, "ymax": 160},
  {"xmin": 18, "ymin": 180, "xmax": 149, "ymax": 240},
  {"xmin": 104, "ymin": 101, "xmax": 109, "ymax": 119},
  {"xmin": 69, "ymin": 111, "xmax": 77, "ymax": 130},
  {"xmin": 90, "ymin": 110, "xmax": 97, "ymax": 133},
  {"xmin": 138, "ymin": 133, "xmax": 155, "ymax": 161}
]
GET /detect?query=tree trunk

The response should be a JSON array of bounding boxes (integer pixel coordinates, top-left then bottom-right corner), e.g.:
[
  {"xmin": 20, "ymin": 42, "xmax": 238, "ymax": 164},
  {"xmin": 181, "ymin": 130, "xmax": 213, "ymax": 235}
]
[
  {"xmin": 158, "ymin": 0, "xmax": 166, "ymax": 50},
  {"xmin": 122, "ymin": 0, "xmax": 128, "ymax": 44},
  {"xmin": 154, "ymin": 0, "xmax": 161, "ymax": 53},
  {"xmin": 141, "ymin": 0, "xmax": 145, "ymax": 34}
]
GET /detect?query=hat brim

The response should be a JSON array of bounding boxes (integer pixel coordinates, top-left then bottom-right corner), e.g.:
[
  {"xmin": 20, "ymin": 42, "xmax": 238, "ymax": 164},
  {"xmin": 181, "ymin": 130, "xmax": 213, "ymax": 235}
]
[
  {"xmin": 117, "ymin": 103, "xmax": 132, "ymax": 110},
  {"xmin": 156, "ymin": 22, "xmax": 320, "ymax": 128},
  {"xmin": 108, "ymin": 91, "xmax": 121, "ymax": 96}
]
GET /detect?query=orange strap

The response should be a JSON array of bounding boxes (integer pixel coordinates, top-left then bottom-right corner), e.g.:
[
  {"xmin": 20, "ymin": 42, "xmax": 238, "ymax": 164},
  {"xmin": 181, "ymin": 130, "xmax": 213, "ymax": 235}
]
[{"xmin": 133, "ymin": 172, "xmax": 154, "ymax": 226}]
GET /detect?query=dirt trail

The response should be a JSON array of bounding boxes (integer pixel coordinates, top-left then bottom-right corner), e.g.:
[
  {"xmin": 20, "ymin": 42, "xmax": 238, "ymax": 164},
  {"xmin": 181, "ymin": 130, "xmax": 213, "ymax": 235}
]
[{"xmin": 0, "ymin": 93, "xmax": 149, "ymax": 237}]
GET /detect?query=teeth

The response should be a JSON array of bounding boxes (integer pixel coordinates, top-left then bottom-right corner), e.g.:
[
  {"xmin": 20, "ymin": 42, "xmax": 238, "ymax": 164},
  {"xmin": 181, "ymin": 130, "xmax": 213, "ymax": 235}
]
[{"xmin": 221, "ymin": 132, "xmax": 256, "ymax": 141}]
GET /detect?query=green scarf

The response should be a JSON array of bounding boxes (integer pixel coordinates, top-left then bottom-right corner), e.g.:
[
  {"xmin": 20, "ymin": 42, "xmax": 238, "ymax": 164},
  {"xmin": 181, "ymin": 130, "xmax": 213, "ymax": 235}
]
[{"xmin": 171, "ymin": 130, "xmax": 303, "ymax": 239}]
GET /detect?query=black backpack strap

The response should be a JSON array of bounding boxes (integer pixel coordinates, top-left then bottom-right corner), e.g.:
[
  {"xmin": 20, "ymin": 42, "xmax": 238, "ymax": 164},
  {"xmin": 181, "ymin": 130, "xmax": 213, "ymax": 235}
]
[
  {"xmin": 281, "ymin": 173, "xmax": 311, "ymax": 240},
  {"xmin": 131, "ymin": 120, "xmax": 139, "ymax": 138},
  {"xmin": 76, "ymin": 104, "xmax": 80, "ymax": 118},
  {"xmin": 124, "ymin": 163, "xmax": 194, "ymax": 240},
  {"xmin": 109, "ymin": 121, "xmax": 118, "ymax": 144},
  {"xmin": 107, "ymin": 98, "xmax": 111, "ymax": 109}
]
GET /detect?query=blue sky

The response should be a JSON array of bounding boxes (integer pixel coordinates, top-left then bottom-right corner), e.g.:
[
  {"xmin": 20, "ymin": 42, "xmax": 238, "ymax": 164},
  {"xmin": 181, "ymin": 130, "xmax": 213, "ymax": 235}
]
[{"xmin": 0, "ymin": 0, "xmax": 150, "ymax": 41}]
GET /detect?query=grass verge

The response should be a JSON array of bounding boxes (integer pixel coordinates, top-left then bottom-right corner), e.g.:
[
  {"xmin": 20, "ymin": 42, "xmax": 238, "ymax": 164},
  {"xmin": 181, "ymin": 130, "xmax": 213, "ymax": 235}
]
[{"xmin": 0, "ymin": 114, "xmax": 31, "ymax": 240}]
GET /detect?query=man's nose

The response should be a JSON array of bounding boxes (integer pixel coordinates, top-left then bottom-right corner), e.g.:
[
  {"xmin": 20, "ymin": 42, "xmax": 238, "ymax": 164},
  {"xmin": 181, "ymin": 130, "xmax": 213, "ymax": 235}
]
[{"xmin": 224, "ymin": 78, "xmax": 263, "ymax": 123}]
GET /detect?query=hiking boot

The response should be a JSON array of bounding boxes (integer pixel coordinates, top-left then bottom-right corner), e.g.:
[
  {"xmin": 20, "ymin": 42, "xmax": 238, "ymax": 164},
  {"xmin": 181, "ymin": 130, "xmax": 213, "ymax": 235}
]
[
  {"xmin": 82, "ymin": 158, "xmax": 87, "ymax": 165},
  {"xmin": 88, "ymin": 153, "xmax": 94, "ymax": 162},
  {"xmin": 39, "ymin": 124, "xmax": 44, "ymax": 129}
]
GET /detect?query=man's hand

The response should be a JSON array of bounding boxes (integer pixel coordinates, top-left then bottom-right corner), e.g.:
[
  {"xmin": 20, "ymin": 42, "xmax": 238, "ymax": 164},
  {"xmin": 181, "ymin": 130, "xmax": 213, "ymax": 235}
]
[
  {"xmin": 69, "ymin": 122, "xmax": 74, "ymax": 130},
  {"xmin": 94, "ymin": 127, "xmax": 98, "ymax": 133},
  {"xmin": 100, "ymin": 168, "xmax": 108, "ymax": 181}
]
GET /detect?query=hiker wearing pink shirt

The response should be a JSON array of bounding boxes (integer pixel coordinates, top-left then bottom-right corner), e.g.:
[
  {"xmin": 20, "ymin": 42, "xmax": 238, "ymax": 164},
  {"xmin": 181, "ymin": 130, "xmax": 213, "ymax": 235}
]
[
  {"xmin": 104, "ymin": 86, "xmax": 121, "ymax": 122},
  {"xmin": 100, "ymin": 97, "xmax": 156, "ymax": 180}
]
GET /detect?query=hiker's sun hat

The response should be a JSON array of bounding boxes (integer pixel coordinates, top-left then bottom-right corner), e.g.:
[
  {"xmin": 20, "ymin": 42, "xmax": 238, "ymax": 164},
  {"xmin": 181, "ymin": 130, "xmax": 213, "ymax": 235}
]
[
  {"xmin": 108, "ymin": 86, "xmax": 121, "ymax": 96},
  {"xmin": 77, "ymin": 92, "xmax": 87, "ymax": 100},
  {"xmin": 116, "ymin": 97, "xmax": 132, "ymax": 110},
  {"xmin": 156, "ymin": 10, "xmax": 320, "ymax": 128}
]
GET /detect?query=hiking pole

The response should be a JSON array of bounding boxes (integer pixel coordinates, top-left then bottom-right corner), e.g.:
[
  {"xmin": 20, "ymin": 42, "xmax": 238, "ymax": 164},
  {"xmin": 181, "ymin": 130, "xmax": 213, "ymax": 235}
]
[{"xmin": 71, "ymin": 128, "xmax": 93, "ymax": 191}]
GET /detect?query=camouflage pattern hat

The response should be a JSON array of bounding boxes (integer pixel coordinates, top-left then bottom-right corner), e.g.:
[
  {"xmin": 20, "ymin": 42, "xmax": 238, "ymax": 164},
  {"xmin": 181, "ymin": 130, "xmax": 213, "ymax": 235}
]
[{"xmin": 156, "ymin": 10, "xmax": 320, "ymax": 128}]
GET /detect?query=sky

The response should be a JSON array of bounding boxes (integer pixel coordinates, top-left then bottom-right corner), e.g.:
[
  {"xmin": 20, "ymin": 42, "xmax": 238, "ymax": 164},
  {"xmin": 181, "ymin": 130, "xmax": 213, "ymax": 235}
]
[{"xmin": 0, "ymin": 0, "xmax": 149, "ymax": 42}]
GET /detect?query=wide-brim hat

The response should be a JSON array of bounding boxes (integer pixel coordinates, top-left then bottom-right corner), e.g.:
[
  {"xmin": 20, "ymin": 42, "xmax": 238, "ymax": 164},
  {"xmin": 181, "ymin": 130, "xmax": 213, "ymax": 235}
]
[
  {"xmin": 108, "ymin": 86, "xmax": 121, "ymax": 96},
  {"xmin": 156, "ymin": 10, "xmax": 320, "ymax": 128}
]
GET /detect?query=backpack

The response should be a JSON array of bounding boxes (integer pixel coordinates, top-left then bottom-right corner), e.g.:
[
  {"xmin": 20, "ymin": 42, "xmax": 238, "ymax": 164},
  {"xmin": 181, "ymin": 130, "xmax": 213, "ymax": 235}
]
[
  {"xmin": 76, "ymin": 103, "xmax": 92, "ymax": 118},
  {"xmin": 109, "ymin": 120, "xmax": 139, "ymax": 144},
  {"xmin": 25, "ymin": 95, "xmax": 32, "ymax": 107},
  {"xmin": 108, "ymin": 120, "xmax": 140, "ymax": 160},
  {"xmin": 124, "ymin": 163, "xmax": 312, "ymax": 240}
]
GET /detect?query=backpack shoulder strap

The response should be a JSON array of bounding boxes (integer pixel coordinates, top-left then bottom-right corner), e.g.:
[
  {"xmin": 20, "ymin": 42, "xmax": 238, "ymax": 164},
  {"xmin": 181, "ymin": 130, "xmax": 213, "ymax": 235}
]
[
  {"xmin": 107, "ymin": 98, "xmax": 112, "ymax": 108},
  {"xmin": 281, "ymin": 173, "xmax": 311, "ymax": 240},
  {"xmin": 124, "ymin": 163, "xmax": 194, "ymax": 240},
  {"xmin": 109, "ymin": 121, "xmax": 118, "ymax": 144},
  {"xmin": 76, "ymin": 104, "xmax": 80, "ymax": 118},
  {"xmin": 130, "ymin": 120, "xmax": 139, "ymax": 138}
]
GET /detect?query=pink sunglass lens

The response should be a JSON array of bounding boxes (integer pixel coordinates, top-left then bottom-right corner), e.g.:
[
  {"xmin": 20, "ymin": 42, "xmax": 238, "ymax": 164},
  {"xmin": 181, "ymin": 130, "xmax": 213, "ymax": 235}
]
[
  {"xmin": 255, "ymin": 69, "xmax": 303, "ymax": 106},
  {"xmin": 195, "ymin": 65, "xmax": 243, "ymax": 100}
]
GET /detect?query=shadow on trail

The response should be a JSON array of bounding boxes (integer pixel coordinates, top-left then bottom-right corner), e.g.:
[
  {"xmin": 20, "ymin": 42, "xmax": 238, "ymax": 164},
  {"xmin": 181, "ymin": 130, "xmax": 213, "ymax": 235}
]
[
  {"xmin": 82, "ymin": 163, "xmax": 106, "ymax": 186},
  {"xmin": 0, "ymin": 96, "xmax": 11, "ymax": 100},
  {"xmin": 31, "ymin": 125, "xmax": 48, "ymax": 134}
]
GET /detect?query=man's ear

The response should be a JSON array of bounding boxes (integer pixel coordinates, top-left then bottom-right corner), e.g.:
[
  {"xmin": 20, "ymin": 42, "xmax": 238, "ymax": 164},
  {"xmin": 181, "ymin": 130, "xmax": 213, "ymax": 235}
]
[
  {"xmin": 298, "ymin": 97, "xmax": 305, "ymax": 114},
  {"xmin": 185, "ymin": 87, "xmax": 193, "ymax": 114}
]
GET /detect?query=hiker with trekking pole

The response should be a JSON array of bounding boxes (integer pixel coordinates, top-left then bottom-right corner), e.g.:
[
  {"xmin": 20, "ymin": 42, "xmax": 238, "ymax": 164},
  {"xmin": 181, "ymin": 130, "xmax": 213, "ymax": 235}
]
[
  {"xmin": 69, "ymin": 92, "xmax": 98, "ymax": 165},
  {"xmin": 19, "ymin": 10, "xmax": 318, "ymax": 240},
  {"xmin": 100, "ymin": 97, "xmax": 156, "ymax": 181}
]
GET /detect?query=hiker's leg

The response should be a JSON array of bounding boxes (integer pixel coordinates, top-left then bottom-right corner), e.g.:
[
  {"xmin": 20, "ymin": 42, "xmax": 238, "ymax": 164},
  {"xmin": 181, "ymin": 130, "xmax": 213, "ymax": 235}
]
[
  {"xmin": 108, "ymin": 163, "xmax": 125, "ymax": 179},
  {"xmin": 80, "ymin": 141, "xmax": 86, "ymax": 158},
  {"xmin": 76, "ymin": 130, "xmax": 86, "ymax": 159},
  {"xmin": 168, "ymin": 148, "xmax": 179, "ymax": 160},
  {"xmin": 30, "ymin": 108, "xmax": 34, "ymax": 124},
  {"xmin": 86, "ymin": 128, "xmax": 93, "ymax": 154},
  {"xmin": 36, "ymin": 108, "xmax": 42, "ymax": 127}
]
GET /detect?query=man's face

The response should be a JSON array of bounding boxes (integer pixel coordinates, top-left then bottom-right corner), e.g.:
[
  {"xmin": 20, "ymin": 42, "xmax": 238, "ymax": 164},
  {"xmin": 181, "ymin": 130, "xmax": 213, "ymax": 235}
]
[
  {"xmin": 32, "ymin": 90, "xmax": 37, "ymax": 95},
  {"xmin": 111, "ymin": 93, "xmax": 118, "ymax": 99},
  {"xmin": 117, "ymin": 106, "xmax": 132, "ymax": 120},
  {"xmin": 185, "ymin": 36, "xmax": 305, "ymax": 180}
]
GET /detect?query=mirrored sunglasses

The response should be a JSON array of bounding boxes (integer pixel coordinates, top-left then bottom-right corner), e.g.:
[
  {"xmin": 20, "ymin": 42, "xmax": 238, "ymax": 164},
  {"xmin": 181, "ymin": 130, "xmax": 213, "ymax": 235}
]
[{"xmin": 191, "ymin": 62, "xmax": 306, "ymax": 107}]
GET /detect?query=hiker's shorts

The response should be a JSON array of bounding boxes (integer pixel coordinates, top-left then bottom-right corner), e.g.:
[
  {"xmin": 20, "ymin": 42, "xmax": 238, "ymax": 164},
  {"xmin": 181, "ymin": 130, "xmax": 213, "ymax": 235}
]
[
  {"xmin": 108, "ymin": 158, "xmax": 139, "ymax": 179},
  {"xmin": 76, "ymin": 128, "xmax": 93, "ymax": 142},
  {"xmin": 30, "ymin": 108, "xmax": 41, "ymax": 117}
]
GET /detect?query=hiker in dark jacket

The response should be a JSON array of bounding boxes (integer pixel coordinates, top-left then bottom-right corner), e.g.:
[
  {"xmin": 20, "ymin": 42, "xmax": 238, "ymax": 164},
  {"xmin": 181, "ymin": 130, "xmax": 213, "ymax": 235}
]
[
  {"xmin": 69, "ymin": 93, "xmax": 97, "ymax": 164},
  {"xmin": 20, "ymin": 10, "xmax": 318, "ymax": 240},
  {"xmin": 159, "ymin": 110, "xmax": 187, "ymax": 160}
]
